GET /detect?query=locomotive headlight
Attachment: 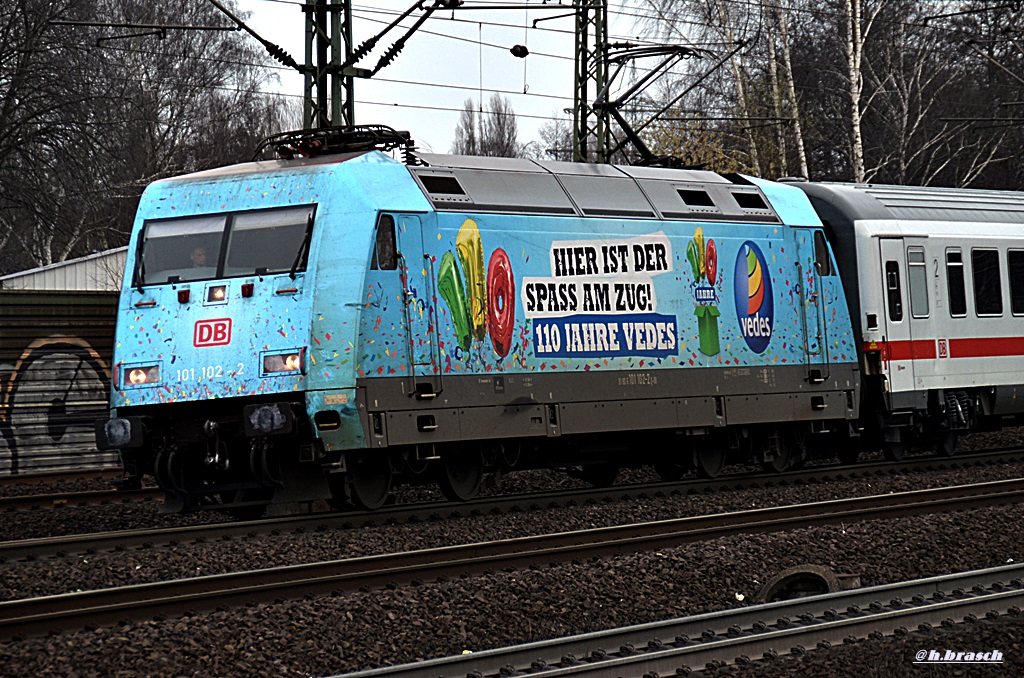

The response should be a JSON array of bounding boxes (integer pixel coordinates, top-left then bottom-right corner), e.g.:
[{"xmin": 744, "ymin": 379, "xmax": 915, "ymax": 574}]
[
  {"xmin": 124, "ymin": 364, "xmax": 160, "ymax": 387},
  {"xmin": 262, "ymin": 348, "xmax": 306, "ymax": 375}
]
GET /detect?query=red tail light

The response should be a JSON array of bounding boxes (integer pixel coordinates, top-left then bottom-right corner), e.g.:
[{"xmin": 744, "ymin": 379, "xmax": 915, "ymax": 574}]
[{"xmin": 178, "ymin": 289, "xmax": 190, "ymax": 304}]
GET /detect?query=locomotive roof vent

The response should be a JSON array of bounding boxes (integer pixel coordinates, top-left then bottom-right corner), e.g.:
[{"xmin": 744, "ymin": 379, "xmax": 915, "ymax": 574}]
[
  {"xmin": 732, "ymin": 191, "xmax": 770, "ymax": 211},
  {"xmin": 418, "ymin": 173, "xmax": 469, "ymax": 201},
  {"xmin": 677, "ymin": 188, "xmax": 716, "ymax": 208}
]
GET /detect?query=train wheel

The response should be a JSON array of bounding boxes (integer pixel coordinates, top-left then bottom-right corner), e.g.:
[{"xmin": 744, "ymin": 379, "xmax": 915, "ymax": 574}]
[
  {"xmin": 694, "ymin": 444, "xmax": 726, "ymax": 479},
  {"xmin": 348, "ymin": 454, "xmax": 393, "ymax": 510},
  {"xmin": 935, "ymin": 432, "xmax": 957, "ymax": 457},
  {"xmin": 882, "ymin": 436, "xmax": 906, "ymax": 461},
  {"xmin": 761, "ymin": 436, "xmax": 793, "ymax": 473},
  {"xmin": 579, "ymin": 463, "xmax": 619, "ymax": 487},
  {"xmin": 438, "ymin": 447, "xmax": 484, "ymax": 502},
  {"xmin": 153, "ymin": 448, "xmax": 181, "ymax": 492}
]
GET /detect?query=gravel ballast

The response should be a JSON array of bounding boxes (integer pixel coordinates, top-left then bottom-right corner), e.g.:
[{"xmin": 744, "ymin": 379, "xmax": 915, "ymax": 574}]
[
  {"xmin": 2, "ymin": 429, "xmax": 1023, "ymax": 676},
  {"xmin": 1, "ymin": 504, "xmax": 1022, "ymax": 676}
]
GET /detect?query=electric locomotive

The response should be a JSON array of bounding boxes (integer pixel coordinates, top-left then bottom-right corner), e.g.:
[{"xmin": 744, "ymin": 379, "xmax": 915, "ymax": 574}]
[{"xmin": 96, "ymin": 128, "xmax": 861, "ymax": 515}]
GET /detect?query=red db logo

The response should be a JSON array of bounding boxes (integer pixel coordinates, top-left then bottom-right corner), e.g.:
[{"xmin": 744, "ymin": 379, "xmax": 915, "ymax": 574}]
[{"xmin": 194, "ymin": 318, "xmax": 232, "ymax": 347}]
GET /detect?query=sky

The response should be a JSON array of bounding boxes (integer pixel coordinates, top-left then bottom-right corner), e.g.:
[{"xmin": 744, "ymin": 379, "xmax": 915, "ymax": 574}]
[{"xmin": 233, "ymin": 1, "xmax": 647, "ymax": 154}]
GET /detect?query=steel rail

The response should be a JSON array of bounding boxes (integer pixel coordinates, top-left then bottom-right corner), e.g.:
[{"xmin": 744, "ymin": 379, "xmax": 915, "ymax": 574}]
[
  {"xmin": 3, "ymin": 447, "xmax": 1022, "ymax": 562},
  {"xmin": 0, "ymin": 487, "xmax": 163, "ymax": 512},
  {"xmin": 1, "ymin": 477, "xmax": 1022, "ymax": 640},
  {"xmin": 331, "ymin": 564, "xmax": 1024, "ymax": 677},
  {"xmin": 0, "ymin": 468, "xmax": 120, "ymax": 488}
]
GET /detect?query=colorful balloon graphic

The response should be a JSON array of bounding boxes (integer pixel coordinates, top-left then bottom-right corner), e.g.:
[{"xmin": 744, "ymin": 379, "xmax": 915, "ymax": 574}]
[
  {"xmin": 705, "ymin": 239, "xmax": 717, "ymax": 285},
  {"xmin": 437, "ymin": 219, "xmax": 516, "ymax": 358},
  {"xmin": 437, "ymin": 251, "xmax": 472, "ymax": 351},
  {"xmin": 456, "ymin": 219, "xmax": 488, "ymax": 341},
  {"xmin": 486, "ymin": 248, "xmax": 515, "ymax": 357},
  {"xmin": 690, "ymin": 228, "xmax": 720, "ymax": 356},
  {"xmin": 694, "ymin": 226, "xmax": 705, "ymax": 278}
]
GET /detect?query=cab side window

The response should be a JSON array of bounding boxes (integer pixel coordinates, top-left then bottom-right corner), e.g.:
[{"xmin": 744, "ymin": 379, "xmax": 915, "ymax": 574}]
[
  {"xmin": 371, "ymin": 214, "xmax": 397, "ymax": 271},
  {"xmin": 813, "ymin": 230, "xmax": 833, "ymax": 276}
]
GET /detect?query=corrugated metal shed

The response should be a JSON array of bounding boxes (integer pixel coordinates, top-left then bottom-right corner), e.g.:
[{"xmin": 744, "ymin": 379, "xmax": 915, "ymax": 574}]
[
  {"xmin": 0, "ymin": 290, "xmax": 119, "ymax": 474},
  {"xmin": 0, "ymin": 247, "xmax": 127, "ymax": 291}
]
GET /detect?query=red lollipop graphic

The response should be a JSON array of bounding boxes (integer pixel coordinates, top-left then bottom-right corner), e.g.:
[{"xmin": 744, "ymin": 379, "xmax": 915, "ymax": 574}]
[{"xmin": 486, "ymin": 248, "xmax": 515, "ymax": 357}]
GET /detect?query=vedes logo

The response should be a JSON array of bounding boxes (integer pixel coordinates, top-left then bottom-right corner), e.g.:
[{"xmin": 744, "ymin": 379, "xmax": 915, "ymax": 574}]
[
  {"xmin": 733, "ymin": 242, "xmax": 773, "ymax": 353},
  {"xmin": 194, "ymin": 318, "xmax": 232, "ymax": 347}
]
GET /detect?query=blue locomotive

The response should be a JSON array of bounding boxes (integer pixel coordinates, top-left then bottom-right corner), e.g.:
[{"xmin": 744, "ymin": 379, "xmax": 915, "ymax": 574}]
[{"xmin": 96, "ymin": 128, "xmax": 861, "ymax": 514}]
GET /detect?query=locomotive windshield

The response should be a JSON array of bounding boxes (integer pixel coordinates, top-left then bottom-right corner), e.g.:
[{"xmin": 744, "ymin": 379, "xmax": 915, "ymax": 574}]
[{"xmin": 133, "ymin": 205, "xmax": 316, "ymax": 286}]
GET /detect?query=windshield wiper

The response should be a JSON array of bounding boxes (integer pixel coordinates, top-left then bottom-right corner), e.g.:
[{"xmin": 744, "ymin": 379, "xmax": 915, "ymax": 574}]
[
  {"xmin": 133, "ymin": 242, "xmax": 145, "ymax": 293},
  {"xmin": 289, "ymin": 211, "xmax": 315, "ymax": 280}
]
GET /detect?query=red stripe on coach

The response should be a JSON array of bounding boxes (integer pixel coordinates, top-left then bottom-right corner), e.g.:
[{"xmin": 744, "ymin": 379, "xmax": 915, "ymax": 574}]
[{"xmin": 948, "ymin": 336, "xmax": 1024, "ymax": 358}]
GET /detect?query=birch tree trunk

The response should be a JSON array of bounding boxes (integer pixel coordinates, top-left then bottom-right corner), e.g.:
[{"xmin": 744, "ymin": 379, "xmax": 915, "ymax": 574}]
[
  {"xmin": 845, "ymin": 0, "xmax": 867, "ymax": 183},
  {"xmin": 843, "ymin": 0, "xmax": 886, "ymax": 182},
  {"xmin": 775, "ymin": 0, "xmax": 808, "ymax": 178},
  {"xmin": 713, "ymin": 0, "xmax": 761, "ymax": 176},
  {"xmin": 765, "ymin": 17, "xmax": 788, "ymax": 177}
]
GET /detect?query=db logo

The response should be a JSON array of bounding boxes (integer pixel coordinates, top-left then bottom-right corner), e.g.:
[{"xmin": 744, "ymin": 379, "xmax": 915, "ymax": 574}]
[{"xmin": 194, "ymin": 318, "xmax": 232, "ymax": 347}]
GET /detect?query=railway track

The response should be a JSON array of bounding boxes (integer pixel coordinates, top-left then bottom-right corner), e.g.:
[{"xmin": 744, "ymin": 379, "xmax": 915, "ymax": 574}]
[
  {"xmin": 0, "ymin": 486, "xmax": 163, "ymax": 512},
  {"xmin": 3, "ymin": 447, "xmax": 1022, "ymax": 562},
  {"xmin": 333, "ymin": 564, "xmax": 1024, "ymax": 677},
  {"xmin": 1, "ymin": 476, "xmax": 1021, "ymax": 640},
  {"xmin": 0, "ymin": 467, "xmax": 121, "ymax": 489}
]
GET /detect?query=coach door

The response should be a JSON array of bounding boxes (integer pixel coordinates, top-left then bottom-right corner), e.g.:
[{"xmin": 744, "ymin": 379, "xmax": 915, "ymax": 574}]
[
  {"xmin": 394, "ymin": 214, "xmax": 440, "ymax": 393},
  {"xmin": 878, "ymin": 238, "xmax": 915, "ymax": 394},
  {"xmin": 796, "ymin": 229, "xmax": 830, "ymax": 383}
]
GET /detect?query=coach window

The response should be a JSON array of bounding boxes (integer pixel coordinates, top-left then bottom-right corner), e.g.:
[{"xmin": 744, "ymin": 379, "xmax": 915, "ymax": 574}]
[
  {"xmin": 945, "ymin": 250, "xmax": 967, "ymax": 317},
  {"xmin": 813, "ymin": 230, "xmax": 833, "ymax": 276},
  {"xmin": 907, "ymin": 247, "xmax": 929, "ymax": 318},
  {"xmin": 1009, "ymin": 249, "xmax": 1024, "ymax": 315},
  {"xmin": 885, "ymin": 260, "xmax": 903, "ymax": 322},
  {"xmin": 971, "ymin": 248, "xmax": 1003, "ymax": 316},
  {"xmin": 371, "ymin": 214, "xmax": 397, "ymax": 271}
]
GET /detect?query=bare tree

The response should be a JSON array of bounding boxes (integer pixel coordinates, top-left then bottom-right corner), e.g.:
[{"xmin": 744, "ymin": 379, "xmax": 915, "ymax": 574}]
[
  {"xmin": 450, "ymin": 93, "xmax": 526, "ymax": 158},
  {"xmin": 0, "ymin": 0, "xmax": 294, "ymax": 274},
  {"xmin": 451, "ymin": 98, "xmax": 478, "ymax": 155},
  {"xmin": 538, "ymin": 115, "xmax": 574, "ymax": 161}
]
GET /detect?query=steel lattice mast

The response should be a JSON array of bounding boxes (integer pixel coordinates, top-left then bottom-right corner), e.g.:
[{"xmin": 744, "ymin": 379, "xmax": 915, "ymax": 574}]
[
  {"xmin": 303, "ymin": 0, "xmax": 357, "ymax": 129},
  {"xmin": 573, "ymin": 0, "xmax": 609, "ymax": 162}
]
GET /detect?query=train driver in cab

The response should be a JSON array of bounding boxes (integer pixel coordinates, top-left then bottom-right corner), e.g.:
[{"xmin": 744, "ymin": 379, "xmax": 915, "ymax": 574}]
[{"xmin": 190, "ymin": 246, "xmax": 207, "ymax": 268}]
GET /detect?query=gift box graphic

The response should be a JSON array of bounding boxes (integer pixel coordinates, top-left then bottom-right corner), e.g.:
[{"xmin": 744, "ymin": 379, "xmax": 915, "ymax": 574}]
[{"xmin": 694, "ymin": 303, "xmax": 721, "ymax": 355}]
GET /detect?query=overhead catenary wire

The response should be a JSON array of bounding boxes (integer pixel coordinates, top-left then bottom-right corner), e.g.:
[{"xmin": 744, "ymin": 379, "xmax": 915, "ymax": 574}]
[{"xmin": 60, "ymin": 0, "xmax": 1024, "ymax": 148}]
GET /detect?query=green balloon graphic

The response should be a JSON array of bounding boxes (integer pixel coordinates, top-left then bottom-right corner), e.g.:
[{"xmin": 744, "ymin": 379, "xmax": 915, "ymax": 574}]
[{"xmin": 437, "ymin": 251, "xmax": 472, "ymax": 350}]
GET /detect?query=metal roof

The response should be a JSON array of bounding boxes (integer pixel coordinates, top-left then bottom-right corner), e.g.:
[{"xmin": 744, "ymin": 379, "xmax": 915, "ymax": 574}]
[
  {"xmin": 805, "ymin": 183, "xmax": 1024, "ymax": 224},
  {"xmin": 0, "ymin": 247, "xmax": 127, "ymax": 291},
  {"xmin": 411, "ymin": 154, "xmax": 779, "ymax": 223}
]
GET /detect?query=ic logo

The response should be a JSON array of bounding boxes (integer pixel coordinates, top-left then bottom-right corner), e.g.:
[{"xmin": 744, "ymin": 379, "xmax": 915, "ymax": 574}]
[
  {"xmin": 733, "ymin": 242, "xmax": 774, "ymax": 353},
  {"xmin": 194, "ymin": 318, "xmax": 232, "ymax": 347}
]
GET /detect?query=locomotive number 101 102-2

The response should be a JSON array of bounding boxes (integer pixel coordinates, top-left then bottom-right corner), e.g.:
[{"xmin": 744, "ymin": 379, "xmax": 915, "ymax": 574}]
[{"xmin": 175, "ymin": 364, "xmax": 244, "ymax": 382}]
